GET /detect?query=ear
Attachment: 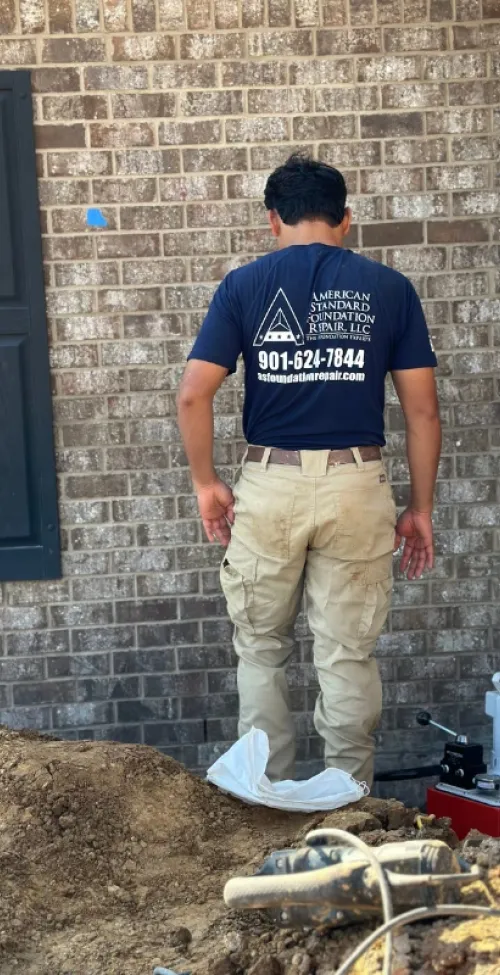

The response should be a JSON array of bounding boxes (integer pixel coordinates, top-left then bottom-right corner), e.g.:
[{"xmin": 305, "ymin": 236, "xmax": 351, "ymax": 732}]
[
  {"xmin": 341, "ymin": 207, "xmax": 352, "ymax": 238},
  {"xmin": 267, "ymin": 209, "xmax": 281, "ymax": 238}
]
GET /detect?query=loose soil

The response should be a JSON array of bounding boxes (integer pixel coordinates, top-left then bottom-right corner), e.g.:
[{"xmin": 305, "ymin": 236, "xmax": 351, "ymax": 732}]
[{"xmin": 0, "ymin": 728, "xmax": 499, "ymax": 975}]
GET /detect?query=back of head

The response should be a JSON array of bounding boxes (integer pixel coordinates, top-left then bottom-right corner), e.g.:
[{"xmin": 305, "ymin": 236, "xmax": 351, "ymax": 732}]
[{"xmin": 264, "ymin": 154, "xmax": 347, "ymax": 228}]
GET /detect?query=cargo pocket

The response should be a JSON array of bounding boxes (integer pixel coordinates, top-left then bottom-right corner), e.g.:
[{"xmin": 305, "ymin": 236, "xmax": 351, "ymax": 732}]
[
  {"xmin": 358, "ymin": 558, "xmax": 393, "ymax": 641},
  {"xmin": 220, "ymin": 551, "xmax": 257, "ymax": 632}
]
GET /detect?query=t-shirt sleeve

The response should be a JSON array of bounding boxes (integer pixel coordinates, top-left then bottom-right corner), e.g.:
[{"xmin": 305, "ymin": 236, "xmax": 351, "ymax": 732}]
[
  {"xmin": 187, "ymin": 273, "xmax": 242, "ymax": 375},
  {"xmin": 390, "ymin": 282, "xmax": 438, "ymax": 371}
]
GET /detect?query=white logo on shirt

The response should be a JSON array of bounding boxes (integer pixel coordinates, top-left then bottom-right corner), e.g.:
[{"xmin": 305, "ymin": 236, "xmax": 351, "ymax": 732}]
[{"xmin": 253, "ymin": 288, "xmax": 305, "ymax": 347}]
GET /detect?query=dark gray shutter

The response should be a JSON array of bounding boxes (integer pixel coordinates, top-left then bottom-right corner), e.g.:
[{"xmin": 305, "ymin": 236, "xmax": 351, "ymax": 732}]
[{"xmin": 0, "ymin": 70, "xmax": 60, "ymax": 581}]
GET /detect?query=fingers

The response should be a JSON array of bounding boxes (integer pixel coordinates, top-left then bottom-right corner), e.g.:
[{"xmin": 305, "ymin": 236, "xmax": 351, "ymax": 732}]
[
  {"xmin": 400, "ymin": 538, "xmax": 434, "ymax": 579},
  {"xmin": 399, "ymin": 537, "xmax": 414, "ymax": 574},
  {"xmin": 226, "ymin": 502, "xmax": 235, "ymax": 526},
  {"xmin": 203, "ymin": 517, "xmax": 231, "ymax": 547}
]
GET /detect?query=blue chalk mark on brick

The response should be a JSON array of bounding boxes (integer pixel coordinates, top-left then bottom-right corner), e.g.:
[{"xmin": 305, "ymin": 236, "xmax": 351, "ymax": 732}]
[{"xmin": 86, "ymin": 207, "xmax": 108, "ymax": 228}]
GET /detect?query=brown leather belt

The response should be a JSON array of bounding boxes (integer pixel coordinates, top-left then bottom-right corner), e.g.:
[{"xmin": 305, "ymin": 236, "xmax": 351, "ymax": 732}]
[{"xmin": 246, "ymin": 446, "xmax": 382, "ymax": 466}]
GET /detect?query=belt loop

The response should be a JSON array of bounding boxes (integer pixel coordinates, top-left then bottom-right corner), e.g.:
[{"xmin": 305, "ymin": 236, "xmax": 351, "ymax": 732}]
[
  {"xmin": 260, "ymin": 447, "xmax": 271, "ymax": 471},
  {"xmin": 241, "ymin": 447, "xmax": 248, "ymax": 467},
  {"xmin": 351, "ymin": 447, "xmax": 364, "ymax": 470}
]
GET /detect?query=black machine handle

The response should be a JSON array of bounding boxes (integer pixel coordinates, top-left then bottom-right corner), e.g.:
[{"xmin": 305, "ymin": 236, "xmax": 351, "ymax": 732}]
[
  {"xmin": 416, "ymin": 711, "xmax": 458, "ymax": 739},
  {"xmin": 374, "ymin": 764, "xmax": 441, "ymax": 783}
]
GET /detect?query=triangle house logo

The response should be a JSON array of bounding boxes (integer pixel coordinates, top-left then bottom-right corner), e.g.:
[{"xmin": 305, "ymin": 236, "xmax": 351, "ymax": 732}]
[{"xmin": 253, "ymin": 288, "xmax": 305, "ymax": 347}]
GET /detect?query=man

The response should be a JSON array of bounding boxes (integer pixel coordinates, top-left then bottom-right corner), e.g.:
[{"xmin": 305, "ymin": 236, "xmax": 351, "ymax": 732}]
[{"xmin": 178, "ymin": 155, "xmax": 441, "ymax": 787}]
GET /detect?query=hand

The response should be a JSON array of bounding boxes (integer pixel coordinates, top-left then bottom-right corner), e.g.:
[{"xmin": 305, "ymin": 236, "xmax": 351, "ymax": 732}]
[
  {"xmin": 196, "ymin": 478, "xmax": 235, "ymax": 547},
  {"xmin": 394, "ymin": 507, "xmax": 434, "ymax": 580}
]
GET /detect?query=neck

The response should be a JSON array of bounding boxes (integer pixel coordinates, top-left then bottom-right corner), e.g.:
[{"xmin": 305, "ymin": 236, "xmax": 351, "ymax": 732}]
[{"xmin": 277, "ymin": 220, "xmax": 345, "ymax": 250}]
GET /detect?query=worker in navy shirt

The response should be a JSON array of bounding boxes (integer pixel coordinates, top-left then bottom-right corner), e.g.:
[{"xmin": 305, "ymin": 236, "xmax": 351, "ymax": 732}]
[{"xmin": 178, "ymin": 155, "xmax": 440, "ymax": 787}]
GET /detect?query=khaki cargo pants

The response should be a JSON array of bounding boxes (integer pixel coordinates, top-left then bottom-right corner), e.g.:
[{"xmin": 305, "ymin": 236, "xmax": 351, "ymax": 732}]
[{"xmin": 220, "ymin": 449, "xmax": 396, "ymax": 787}]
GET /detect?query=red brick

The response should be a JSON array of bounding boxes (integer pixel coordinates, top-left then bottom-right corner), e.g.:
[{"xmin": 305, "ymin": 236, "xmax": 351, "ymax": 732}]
[
  {"xmin": 289, "ymin": 58, "xmax": 352, "ymax": 85},
  {"xmin": 295, "ymin": 115, "xmax": 356, "ymax": 141},
  {"xmin": 98, "ymin": 289, "xmax": 162, "ymax": 313},
  {"xmin": 90, "ymin": 122, "xmax": 155, "ymax": 148},
  {"xmin": 268, "ymin": 0, "xmax": 291, "ymax": 25},
  {"xmin": 385, "ymin": 27, "xmax": 448, "ymax": 51},
  {"xmin": 20, "ymin": 0, "xmax": 45, "ymax": 31},
  {"xmin": 424, "ymin": 53, "xmax": 488, "ymax": 79},
  {"xmin": 362, "ymin": 168, "xmax": 424, "ymax": 194},
  {"xmin": 159, "ymin": 175, "xmax": 224, "ymax": 202},
  {"xmin": 0, "ymin": 39, "xmax": 36, "ymax": 64},
  {"xmin": 318, "ymin": 141, "xmax": 381, "ymax": 167},
  {"xmin": 314, "ymin": 86, "xmax": 377, "ymax": 112},
  {"xmin": 430, "ymin": 0, "xmax": 453, "ymax": 17},
  {"xmin": 385, "ymin": 138, "xmax": 447, "ymax": 165},
  {"xmin": 381, "ymin": 83, "xmax": 445, "ymax": 109},
  {"xmin": 93, "ymin": 178, "xmax": 157, "ymax": 204},
  {"xmin": 122, "ymin": 260, "xmax": 186, "ymax": 286},
  {"xmin": 322, "ymin": 0, "xmax": 348, "ymax": 24},
  {"xmin": 186, "ymin": 202, "xmax": 250, "ymax": 228},
  {"xmin": 427, "ymin": 109, "xmax": 489, "ymax": 135},
  {"xmin": 75, "ymin": 0, "xmax": 100, "ymax": 30},
  {"xmin": 131, "ymin": 0, "xmax": 156, "ymax": 30},
  {"xmin": 43, "ymin": 236, "xmax": 94, "ymax": 261},
  {"xmin": 51, "ymin": 207, "xmax": 117, "ymax": 233},
  {"xmin": 363, "ymin": 223, "xmax": 424, "ymax": 247},
  {"xmin": 102, "ymin": 0, "xmax": 128, "ymax": 29},
  {"xmin": 360, "ymin": 112, "xmax": 423, "ymax": 138},
  {"xmin": 158, "ymin": 0, "xmax": 184, "ymax": 29},
  {"xmin": 451, "ymin": 137, "xmax": 494, "ymax": 162},
  {"xmin": 241, "ymin": 0, "xmax": 264, "ymax": 25},
  {"xmin": 96, "ymin": 234, "xmax": 160, "ymax": 258},
  {"xmin": 152, "ymin": 63, "xmax": 217, "ymax": 89},
  {"xmin": 186, "ymin": 0, "xmax": 211, "ymax": 28},
  {"xmin": 248, "ymin": 30, "xmax": 313, "ymax": 57},
  {"xmin": 0, "ymin": 0, "xmax": 16, "ymax": 31},
  {"xmin": 317, "ymin": 28, "xmax": 381, "ymax": 55},
  {"xmin": 120, "ymin": 206, "xmax": 183, "ymax": 231},
  {"xmin": 180, "ymin": 32, "xmax": 245, "ymax": 60},
  {"xmin": 38, "ymin": 179, "xmax": 90, "ymax": 206},
  {"xmin": 214, "ymin": 0, "xmax": 239, "ymax": 27},
  {"xmin": 115, "ymin": 149, "xmax": 180, "ymax": 175},
  {"xmin": 47, "ymin": 150, "xmax": 112, "ymax": 177},
  {"xmin": 403, "ymin": 0, "xmax": 427, "ymax": 19},
  {"xmin": 163, "ymin": 230, "xmax": 228, "ymax": 256},
  {"xmin": 84, "ymin": 66, "xmax": 149, "ymax": 90},
  {"xmin": 42, "ymin": 38, "xmax": 105, "ymax": 62},
  {"xmin": 112, "ymin": 35, "xmax": 175, "ymax": 60},
  {"xmin": 159, "ymin": 120, "xmax": 222, "ymax": 145},
  {"xmin": 31, "ymin": 67, "xmax": 81, "ymax": 92},
  {"xmin": 111, "ymin": 93, "xmax": 176, "ymax": 118},
  {"xmin": 42, "ymin": 95, "xmax": 108, "ymax": 121},
  {"xmin": 179, "ymin": 89, "xmax": 244, "ymax": 116},
  {"xmin": 35, "ymin": 124, "xmax": 86, "ymax": 149},
  {"xmin": 47, "ymin": 0, "xmax": 72, "ymax": 31}
]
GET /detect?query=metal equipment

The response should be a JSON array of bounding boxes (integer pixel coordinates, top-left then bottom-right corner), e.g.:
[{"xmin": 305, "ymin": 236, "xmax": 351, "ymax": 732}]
[{"xmin": 224, "ymin": 833, "xmax": 475, "ymax": 930}]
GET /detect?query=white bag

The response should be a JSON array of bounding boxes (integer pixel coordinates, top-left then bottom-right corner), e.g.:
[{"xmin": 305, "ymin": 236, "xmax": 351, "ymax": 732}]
[{"xmin": 206, "ymin": 727, "xmax": 369, "ymax": 811}]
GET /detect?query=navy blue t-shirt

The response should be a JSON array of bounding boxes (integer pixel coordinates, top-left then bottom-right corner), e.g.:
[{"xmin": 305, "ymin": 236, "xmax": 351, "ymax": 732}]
[{"xmin": 188, "ymin": 244, "xmax": 437, "ymax": 450}]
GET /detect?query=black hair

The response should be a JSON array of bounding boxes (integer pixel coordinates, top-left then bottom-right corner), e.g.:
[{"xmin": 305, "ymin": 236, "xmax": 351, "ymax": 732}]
[{"xmin": 264, "ymin": 154, "xmax": 347, "ymax": 228}]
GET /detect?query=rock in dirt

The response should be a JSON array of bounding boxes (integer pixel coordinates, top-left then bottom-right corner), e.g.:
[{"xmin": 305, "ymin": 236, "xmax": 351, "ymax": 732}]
[
  {"xmin": 247, "ymin": 954, "xmax": 282, "ymax": 975},
  {"xmin": 167, "ymin": 927, "xmax": 193, "ymax": 949}
]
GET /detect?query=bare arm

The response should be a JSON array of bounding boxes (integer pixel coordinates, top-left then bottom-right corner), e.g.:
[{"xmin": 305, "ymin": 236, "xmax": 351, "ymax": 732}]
[
  {"xmin": 177, "ymin": 359, "xmax": 235, "ymax": 546},
  {"xmin": 391, "ymin": 367, "xmax": 441, "ymax": 578}
]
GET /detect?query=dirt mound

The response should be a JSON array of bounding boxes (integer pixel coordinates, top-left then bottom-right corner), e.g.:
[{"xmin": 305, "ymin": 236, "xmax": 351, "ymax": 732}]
[{"xmin": 0, "ymin": 728, "xmax": 498, "ymax": 975}]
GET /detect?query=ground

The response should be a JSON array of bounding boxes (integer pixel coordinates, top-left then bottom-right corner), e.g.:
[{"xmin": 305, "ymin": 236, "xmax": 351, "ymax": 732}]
[{"xmin": 0, "ymin": 729, "xmax": 499, "ymax": 975}]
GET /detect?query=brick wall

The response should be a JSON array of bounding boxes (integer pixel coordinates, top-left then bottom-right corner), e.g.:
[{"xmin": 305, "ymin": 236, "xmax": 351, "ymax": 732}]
[{"xmin": 0, "ymin": 0, "xmax": 499, "ymax": 798}]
